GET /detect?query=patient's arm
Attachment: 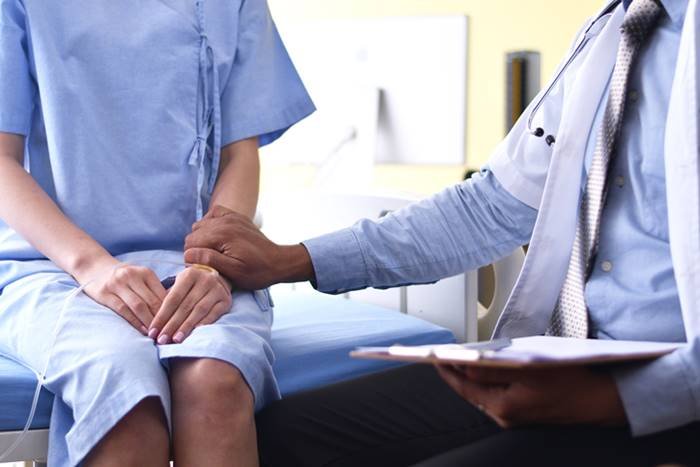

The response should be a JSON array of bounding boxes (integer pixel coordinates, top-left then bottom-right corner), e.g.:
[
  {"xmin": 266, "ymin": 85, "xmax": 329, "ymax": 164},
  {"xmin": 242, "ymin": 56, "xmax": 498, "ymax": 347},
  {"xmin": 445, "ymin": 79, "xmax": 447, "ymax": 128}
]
[
  {"xmin": 209, "ymin": 137, "xmax": 260, "ymax": 220},
  {"xmin": 183, "ymin": 168, "xmax": 537, "ymax": 292},
  {"xmin": 147, "ymin": 138, "xmax": 260, "ymax": 341},
  {"xmin": 0, "ymin": 132, "xmax": 166, "ymax": 332},
  {"xmin": 0, "ymin": 133, "xmax": 111, "ymax": 279}
]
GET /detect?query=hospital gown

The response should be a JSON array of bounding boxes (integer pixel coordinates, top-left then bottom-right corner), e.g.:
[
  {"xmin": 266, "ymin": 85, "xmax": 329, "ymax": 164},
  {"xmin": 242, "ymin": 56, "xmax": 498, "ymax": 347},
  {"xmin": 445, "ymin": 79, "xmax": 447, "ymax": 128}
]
[{"xmin": 0, "ymin": 0, "xmax": 314, "ymax": 465}]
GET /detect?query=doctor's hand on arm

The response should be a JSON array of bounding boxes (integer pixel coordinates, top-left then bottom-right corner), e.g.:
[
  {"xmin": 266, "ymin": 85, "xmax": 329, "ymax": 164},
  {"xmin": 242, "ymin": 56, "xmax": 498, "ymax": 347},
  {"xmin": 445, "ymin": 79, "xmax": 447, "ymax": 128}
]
[
  {"xmin": 0, "ymin": 133, "xmax": 167, "ymax": 334},
  {"xmin": 185, "ymin": 138, "xmax": 316, "ymax": 290},
  {"xmin": 435, "ymin": 364, "xmax": 627, "ymax": 428},
  {"xmin": 184, "ymin": 205, "xmax": 316, "ymax": 290}
]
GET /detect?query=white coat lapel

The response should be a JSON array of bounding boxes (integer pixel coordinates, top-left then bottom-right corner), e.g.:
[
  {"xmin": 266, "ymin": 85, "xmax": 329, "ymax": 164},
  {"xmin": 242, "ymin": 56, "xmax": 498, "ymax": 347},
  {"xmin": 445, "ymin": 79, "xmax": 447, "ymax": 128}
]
[
  {"xmin": 665, "ymin": 0, "xmax": 700, "ymax": 340},
  {"xmin": 493, "ymin": 6, "xmax": 625, "ymax": 338}
]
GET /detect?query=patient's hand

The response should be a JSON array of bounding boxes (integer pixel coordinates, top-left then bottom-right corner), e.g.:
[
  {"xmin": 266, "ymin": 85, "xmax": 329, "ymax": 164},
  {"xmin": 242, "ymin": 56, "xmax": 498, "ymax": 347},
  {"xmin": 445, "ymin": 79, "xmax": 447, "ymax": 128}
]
[
  {"xmin": 435, "ymin": 365, "xmax": 627, "ymax": 428},
  {"xmin": 81, "ymin": 258, "xmax": 167, "ymax": 335},
  {"xmin": 149, "ymin": 266, "xmax": 232, "ymax": 344}
]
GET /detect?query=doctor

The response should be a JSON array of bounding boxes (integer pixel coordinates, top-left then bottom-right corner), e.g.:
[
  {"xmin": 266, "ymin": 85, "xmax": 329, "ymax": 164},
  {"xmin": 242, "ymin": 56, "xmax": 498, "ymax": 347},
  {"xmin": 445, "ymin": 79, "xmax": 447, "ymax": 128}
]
[{"xmin": 185, "ymin": 0, "xmax": 700, "ymax": 465}]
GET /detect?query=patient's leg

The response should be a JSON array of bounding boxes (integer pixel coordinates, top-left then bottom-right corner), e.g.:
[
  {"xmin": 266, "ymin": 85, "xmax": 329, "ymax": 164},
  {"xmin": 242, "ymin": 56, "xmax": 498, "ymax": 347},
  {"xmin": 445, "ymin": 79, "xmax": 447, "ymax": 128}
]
[
  {"xmin": 84, "ymin": 397, "xmax": 169, "ymax": 467},
  {"xmin": 170, "ymin": 358, "xmax": 259, "ymax": 467}
]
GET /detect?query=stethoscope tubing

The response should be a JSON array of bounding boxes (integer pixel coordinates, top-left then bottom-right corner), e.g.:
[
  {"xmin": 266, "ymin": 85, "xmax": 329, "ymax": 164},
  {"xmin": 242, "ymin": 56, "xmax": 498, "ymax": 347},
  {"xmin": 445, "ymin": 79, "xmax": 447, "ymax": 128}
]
[{"xmin": 526, "ymin": 0, "xmax": 622, "ymax": 145}]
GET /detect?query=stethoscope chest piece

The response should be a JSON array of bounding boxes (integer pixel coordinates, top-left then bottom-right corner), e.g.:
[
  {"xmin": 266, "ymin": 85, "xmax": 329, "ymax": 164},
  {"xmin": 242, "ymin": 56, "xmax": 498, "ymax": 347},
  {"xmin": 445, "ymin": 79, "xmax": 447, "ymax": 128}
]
[{"xmin": 532, "ymin": 127, "xmax": 556, "ymax": 146}]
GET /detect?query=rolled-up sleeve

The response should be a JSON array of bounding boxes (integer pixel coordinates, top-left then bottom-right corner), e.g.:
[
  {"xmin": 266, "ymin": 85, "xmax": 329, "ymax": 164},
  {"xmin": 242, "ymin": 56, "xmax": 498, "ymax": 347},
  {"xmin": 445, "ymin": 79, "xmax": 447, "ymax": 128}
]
[
  {"xmin": 303, "ymin": 168, "xmax": 538, "ymax": 294},
  {"xmin": 0, "ymin": 0, "xmax": 34, "ymax": 135},
  {"xmin": 614, "ymin": 339, "xmax": 700, "ymax": 436},
  {"xmin": 219, "ymin": 0, "xmax": 315, "ymax": 148}
]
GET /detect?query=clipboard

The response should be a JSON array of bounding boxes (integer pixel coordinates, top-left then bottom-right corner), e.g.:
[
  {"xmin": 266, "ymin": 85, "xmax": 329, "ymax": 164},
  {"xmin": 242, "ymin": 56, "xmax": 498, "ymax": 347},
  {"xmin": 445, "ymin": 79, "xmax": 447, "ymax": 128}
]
[{"xmin": 350, "ymin": 336, "xmax": 684, "ymax": 369}]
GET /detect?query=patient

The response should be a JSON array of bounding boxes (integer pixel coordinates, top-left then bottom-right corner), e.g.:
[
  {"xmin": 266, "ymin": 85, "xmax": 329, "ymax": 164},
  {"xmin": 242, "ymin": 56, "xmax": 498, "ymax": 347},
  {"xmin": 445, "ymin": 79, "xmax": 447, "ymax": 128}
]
[{"xmin": 0, "ymin": 0, "xmax": 313, "ymax": 466}]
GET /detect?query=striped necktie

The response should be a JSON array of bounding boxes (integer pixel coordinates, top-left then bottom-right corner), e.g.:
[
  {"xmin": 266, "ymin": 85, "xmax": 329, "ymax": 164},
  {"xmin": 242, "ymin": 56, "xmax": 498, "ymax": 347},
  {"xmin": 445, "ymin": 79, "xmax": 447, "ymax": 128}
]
[{"xmin": 548, "ymin": 0, "xmax": 664, "ymax": 338}]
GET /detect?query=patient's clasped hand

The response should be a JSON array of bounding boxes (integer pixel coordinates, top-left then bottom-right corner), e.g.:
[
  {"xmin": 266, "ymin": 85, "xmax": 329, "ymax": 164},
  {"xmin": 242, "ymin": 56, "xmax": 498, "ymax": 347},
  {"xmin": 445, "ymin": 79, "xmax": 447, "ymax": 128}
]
[{"xmin": 75, "ymin": 258, "xmax": 231, "ymax": 345}]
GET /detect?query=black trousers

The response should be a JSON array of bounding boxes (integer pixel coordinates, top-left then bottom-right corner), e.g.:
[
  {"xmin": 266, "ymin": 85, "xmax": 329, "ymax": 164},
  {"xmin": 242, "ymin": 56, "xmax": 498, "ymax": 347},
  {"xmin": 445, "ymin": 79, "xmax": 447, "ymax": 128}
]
[{"xmin": 256, "ymin": 365, "xmax": 700, "ymax": 467}]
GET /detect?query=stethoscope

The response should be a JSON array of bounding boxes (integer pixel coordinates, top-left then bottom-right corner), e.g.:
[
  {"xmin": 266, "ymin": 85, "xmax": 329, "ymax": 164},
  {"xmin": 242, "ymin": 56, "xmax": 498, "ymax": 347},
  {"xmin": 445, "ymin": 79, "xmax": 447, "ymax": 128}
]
[{"xmin": 527, "ymin": 0, "xmax": 622, "ymax": 146}]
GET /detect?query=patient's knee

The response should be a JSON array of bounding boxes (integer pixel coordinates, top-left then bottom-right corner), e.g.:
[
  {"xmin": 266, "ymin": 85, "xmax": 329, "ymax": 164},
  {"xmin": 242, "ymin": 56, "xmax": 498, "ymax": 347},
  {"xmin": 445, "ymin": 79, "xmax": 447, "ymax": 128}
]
[
  {"xmin": 170, "ymin": 358, "xmax": 254, "ymax": 417},
  {"xmin": 118, "ymin": 397, "xmax": 168, "ymax": 437},
  {"xmin": 86, "ymin": 397, "xmax": 169, "ymax": 466}
]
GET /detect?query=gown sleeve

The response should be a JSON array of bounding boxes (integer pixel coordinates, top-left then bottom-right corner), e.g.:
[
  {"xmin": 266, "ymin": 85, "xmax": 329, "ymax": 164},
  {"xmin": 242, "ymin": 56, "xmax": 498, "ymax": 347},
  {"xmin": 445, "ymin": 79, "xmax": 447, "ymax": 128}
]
[
  {"xmin": 219, "ymin": 0, "xmax": 315, "ymax": 148},
  {"xmin": 0, "ymin": 0, "xmax": 34, "ymax": 136}
]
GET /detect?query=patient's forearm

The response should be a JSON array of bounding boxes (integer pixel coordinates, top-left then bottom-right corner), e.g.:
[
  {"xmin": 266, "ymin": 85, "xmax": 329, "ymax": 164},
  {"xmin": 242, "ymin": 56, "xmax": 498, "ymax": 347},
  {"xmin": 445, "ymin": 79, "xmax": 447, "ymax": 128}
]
[
  {"xmin": 209, "ymin": 137, "xmax": 260, "ymax": 220},
  {"xmin": 0, "ymin": 133, "xmax": 114, "ymax": 282}
]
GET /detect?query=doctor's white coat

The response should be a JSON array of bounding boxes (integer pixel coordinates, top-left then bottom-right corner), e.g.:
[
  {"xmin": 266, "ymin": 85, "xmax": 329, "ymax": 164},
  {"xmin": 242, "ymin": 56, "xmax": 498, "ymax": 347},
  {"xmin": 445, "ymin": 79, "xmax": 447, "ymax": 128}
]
[{"xmin": 491, "ymin": 0, "xmax": 700, "ymax": 345}]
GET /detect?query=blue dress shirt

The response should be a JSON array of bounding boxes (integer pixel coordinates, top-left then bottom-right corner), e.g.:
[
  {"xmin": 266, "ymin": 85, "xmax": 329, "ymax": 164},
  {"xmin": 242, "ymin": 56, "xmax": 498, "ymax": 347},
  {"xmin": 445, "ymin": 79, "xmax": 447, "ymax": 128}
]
[
  {"xmin": 304, "ymin": 0, "xmax": 693, "ymax": 435},
  {"xmin": 585, "ymin": 0, "xmax": 686, "ymax": 343}
]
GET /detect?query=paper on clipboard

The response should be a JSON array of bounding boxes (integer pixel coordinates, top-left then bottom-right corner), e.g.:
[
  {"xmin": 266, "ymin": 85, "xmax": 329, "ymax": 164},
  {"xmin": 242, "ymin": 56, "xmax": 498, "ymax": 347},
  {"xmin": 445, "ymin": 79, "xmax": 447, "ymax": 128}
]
[{"xmin": 351, "ymin": 336, "xmax": 684, "ymax": 368}]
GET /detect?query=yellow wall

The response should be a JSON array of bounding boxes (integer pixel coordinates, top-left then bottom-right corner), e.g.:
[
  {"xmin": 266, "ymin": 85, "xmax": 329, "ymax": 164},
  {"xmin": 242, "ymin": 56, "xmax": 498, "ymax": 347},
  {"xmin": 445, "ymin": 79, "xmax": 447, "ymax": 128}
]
[{"xmin": 264, "ymin": 0, "xmax": 603, "ymax": 195}]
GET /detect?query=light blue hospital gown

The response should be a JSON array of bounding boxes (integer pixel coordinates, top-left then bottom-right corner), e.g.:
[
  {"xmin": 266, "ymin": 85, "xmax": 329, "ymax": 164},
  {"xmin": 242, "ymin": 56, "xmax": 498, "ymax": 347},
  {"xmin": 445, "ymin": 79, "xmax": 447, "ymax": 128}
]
[{"xmin": 0, "ymin": 0, "xmax": 314, "ymax": 465}]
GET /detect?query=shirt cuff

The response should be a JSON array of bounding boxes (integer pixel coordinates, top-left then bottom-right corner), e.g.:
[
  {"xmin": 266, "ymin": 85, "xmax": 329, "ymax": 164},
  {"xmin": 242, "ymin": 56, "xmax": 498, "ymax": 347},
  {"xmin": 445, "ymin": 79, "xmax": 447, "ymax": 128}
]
[
  {"xmin": 613, "ymin": 348, "xmax": 699, "ymax": 436},
  {"xmin": 301, "ymin": 228, "xmax": 369, "ymax": 294}
]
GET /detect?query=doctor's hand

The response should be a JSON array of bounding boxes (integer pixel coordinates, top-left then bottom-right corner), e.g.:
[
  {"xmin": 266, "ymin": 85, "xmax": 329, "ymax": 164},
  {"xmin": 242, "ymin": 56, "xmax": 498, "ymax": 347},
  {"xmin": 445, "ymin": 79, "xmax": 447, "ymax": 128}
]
[
  {"xmin": 148, "ymin": 265, "xmax": 232, "ymax": 345},
  {"xmin": 184, "ymin": 205, "xmax": 315, "ymax": 290},
  {"xmin": 435, "ymin": 365, "xmax": 627, "ymax": 428},
  {"xmin": 77, "ymin": 258, "xmax": 168, "ymax": 335}
]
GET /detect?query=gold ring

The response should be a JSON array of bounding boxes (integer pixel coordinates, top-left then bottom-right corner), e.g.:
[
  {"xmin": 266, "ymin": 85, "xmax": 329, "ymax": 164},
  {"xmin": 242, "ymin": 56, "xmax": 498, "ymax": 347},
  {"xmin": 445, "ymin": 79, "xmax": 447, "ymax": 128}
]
[{"xmin": 191, "ymin": 263, "xmax": 219, "ymax": 275}]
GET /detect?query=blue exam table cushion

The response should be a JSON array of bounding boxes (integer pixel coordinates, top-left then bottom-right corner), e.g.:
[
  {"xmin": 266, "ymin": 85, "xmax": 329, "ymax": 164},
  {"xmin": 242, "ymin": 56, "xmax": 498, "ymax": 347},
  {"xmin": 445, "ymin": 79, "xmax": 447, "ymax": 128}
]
[
  {"xmin": 271, "ymin": 291, "xmax": 455, "ymax": 395},
  {"xmin": 0, "ymin": 357, "xmax": 54, "ymax": 431},
  {"xmin": 0, "ymin": 291, "xmax": 455, "ymax": 431}
]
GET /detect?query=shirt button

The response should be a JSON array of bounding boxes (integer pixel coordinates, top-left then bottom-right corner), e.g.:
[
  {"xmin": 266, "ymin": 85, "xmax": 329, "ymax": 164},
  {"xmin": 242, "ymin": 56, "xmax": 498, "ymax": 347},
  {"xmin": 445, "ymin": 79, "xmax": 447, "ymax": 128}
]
[
  {"xmin": 629, "ymin": 90, "xmax": 639, "ymax": 102},
  {"xmin": 601, "ymin": 261, "xmax": 613, "ymax": 273},
  {"xmin": 615, "ymin": 175, "xmax": 625, "ymax": 187}
]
